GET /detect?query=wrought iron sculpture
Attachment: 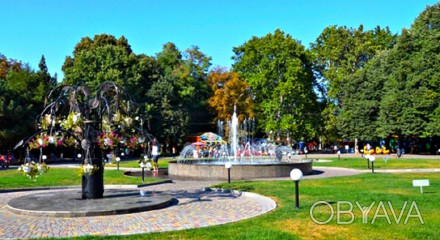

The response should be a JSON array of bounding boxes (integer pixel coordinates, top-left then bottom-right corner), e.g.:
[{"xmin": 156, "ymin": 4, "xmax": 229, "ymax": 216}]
[{"xmin": 15, "ymin": 81, "xmax": 152, "ymax": 199}]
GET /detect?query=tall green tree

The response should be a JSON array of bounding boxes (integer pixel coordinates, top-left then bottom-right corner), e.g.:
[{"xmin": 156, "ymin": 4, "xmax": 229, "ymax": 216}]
[
  {"xmin": 379, "ymin": 3, "xmax": 440, "ymax": 138},
  {"xmin": 62, "ymin": 34, "xmax": 158, "ymax": 99},
  {"xmin": 310, "ymin": 25, "xmax": 396, "ymax": 140},
  {"xmin": 232, "ymin": 29, "xmax": 321, "ymax": 140},
  {"xmin": 153, "ymin": 42, "xmax": 213, "ymax": 136},
  {"xmin": 0, "ymin": 54, "xmax": 56, "ymax": 151},
  {"xmin": 339, "ymin": 3, "xmax": 440, "ymax": 142}
]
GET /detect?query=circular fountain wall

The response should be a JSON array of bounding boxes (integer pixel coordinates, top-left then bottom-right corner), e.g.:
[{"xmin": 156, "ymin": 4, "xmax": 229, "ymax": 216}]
[
  {"xmin": 171, "ymin": 144, "xmax": 313, "ymax": 180},
  {"xmin": 168, "ymin": 159, "xmax": 313, "ymax": 180}
]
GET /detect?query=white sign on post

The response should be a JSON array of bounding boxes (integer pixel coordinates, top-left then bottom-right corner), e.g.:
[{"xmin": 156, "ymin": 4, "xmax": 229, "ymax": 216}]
[{"xmin": 412, "ymin": 179, "xmax": 430, "ymax": 193}]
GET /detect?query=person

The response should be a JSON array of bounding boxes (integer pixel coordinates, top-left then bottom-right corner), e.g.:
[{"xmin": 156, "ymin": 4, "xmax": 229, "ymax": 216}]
[{"xmin": 151, "ymin": 138, "xmax": 160, "ymax": 171}]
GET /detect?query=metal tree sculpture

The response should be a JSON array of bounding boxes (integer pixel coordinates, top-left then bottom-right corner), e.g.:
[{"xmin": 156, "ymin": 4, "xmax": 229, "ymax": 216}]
[{"xmin": 16, "ymin": 81, "xmax": 150, "ymax": 199}]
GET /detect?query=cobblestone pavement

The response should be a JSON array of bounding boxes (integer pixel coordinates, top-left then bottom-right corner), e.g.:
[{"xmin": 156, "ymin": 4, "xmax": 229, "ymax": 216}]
[{"xmin": 0, "ymin": 181, "xmax": 276, "ymax": 239}]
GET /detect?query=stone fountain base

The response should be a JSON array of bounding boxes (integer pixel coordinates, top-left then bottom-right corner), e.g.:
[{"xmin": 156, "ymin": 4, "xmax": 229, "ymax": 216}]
[{"xmin": 168, "ymin": 160, "xmax": 313, "ymax": 180}]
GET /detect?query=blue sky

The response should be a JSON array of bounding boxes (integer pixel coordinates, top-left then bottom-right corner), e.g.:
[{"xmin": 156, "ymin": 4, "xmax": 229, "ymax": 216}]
[{"xmin": 0, "ymin": 0, "xmax": 437, "ymax": 79}]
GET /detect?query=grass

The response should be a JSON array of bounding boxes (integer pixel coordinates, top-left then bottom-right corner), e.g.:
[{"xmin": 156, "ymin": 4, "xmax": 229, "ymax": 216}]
[
  {"xmin": 106, "ymin": 157, "xmax": 175, "ymax": 168},
  {"xmin": 2, "ymin": 155, "xmax": 439, "ymax": 239},
  {"xmin": 0, "ymin": 168, "xmax": 160, "ymax": 189},
  {"xmin": 313, "ymin": 156, "xmax": 440, "ymax": 170},
  {"xmin": 105, "ymin": 155, "xmax": 440, "ymax": 171},
  {"xmin": 63, "ymin": 172, "xmax": 440, "ymax": 240}
]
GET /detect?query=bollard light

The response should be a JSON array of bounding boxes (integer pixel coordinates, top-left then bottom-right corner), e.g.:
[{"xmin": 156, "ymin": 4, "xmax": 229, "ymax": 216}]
[
  {"xmin": 116, "ymin": 157, "xmax": 121, "ymax": 171},
  {"xmin": 77, "ymin": 153, "xmax": 82, "ymax": 159},
  {"xmin": 290, "ymin": 168, "xmax": 303, "ymax": 209},
  {"xmin": 140, "ymin": 162, "xmax": 146, "ymax": 183},
  {"xmin": 360, "ymin": 149, "xmax": 364, "ymax": 158},
  {"xmin": 304, "ymin": 149, "xmax": 308, "ymax": 159},
  {"xmin": 369, "ymin": 155, "xmax": 376, "ymax": 173},
  {"xmin": 365, "ymin": 154, "xmax": 370, "ymax": 169},
  {"xmin": 42, "ymin": 155, "xmax": 47, "ymax": 160},
  {"xmin": 337, "ymin": 150, "xmax": 341, "ymax": 160},
  {"xmin": 225, "ymin": 162, "xmax": 232, "ymax": 183}
]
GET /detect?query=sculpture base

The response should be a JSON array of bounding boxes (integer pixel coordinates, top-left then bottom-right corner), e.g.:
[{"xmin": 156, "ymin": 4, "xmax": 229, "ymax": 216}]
[{"xmin": 82, "ymin": 159, "xmax": 104, "ymax": 199}]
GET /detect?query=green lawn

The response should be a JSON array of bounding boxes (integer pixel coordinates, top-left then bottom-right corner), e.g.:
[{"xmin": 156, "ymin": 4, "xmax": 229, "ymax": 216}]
[
  {"xmin": 106, "ymin": 157, "xmax": 175, "ymax": 168},
  {"xmin": 0, "ymin": 168, "xmax": 160, "ymax": 189},
  {"xmin": 106, "ymin": 155, "xmax": 440, "ymax": 171},
  {"xmin": 2, "ymin": 156, "xmax": 439, "ymax": 239},
  {"xmin": 313, "ymin": 156, "xmax": 440, "ymax": 170},
  {"xmin": 64, "ymin": 172, "xmax": 439, "ymax": 240}
]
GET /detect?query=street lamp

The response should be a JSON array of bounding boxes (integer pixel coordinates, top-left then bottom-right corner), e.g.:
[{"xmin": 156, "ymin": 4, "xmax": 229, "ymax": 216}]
[
  {"xmin": 369, "ymin": 155, "xmax": 376, "ymax": 173},
  {"xmin": 290, "ymin": 168, "xmax": 303, "ymax": 209},
  {"xmin": 225, "ymin": 162, "xmax": 232, "ymax": 183}
]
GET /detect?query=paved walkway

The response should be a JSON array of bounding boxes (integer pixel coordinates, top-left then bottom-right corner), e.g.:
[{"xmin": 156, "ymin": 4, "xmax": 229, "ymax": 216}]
[{"xmin": 0, "ymin": 181, "xmax": 276, "ymax": 239}]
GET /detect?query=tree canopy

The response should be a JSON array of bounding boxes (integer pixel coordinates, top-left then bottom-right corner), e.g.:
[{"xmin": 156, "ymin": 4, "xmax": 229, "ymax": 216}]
[
  {"xmin": 337, "ymin": 3, "xmax": 440, "ymax": 141},
  {"xmin": 0, "ymin": 55, "xmax": 56, "ymax": 151},
  {"xmin": 232, "ymin": 29, "xmax": 321, "ymax": 140}
]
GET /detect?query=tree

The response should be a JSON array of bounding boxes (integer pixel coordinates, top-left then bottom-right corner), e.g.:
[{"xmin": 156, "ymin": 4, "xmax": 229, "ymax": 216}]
[
  {"xmin": 310, "ymin": 25, "xmax": 396, "ymax": 140},
  {"xmin": 338, "ymin": 3, "xmax": 440, "ymax": 144},
  {"xmin": 37, "ymin": 55, "xmax": 57, "ymax": 91},
  {"xmin": 379, "ymin": 3, "xmax": 440, "ymax": 138},
  {"xmin": 0, "ymin": 54, "xmax": 56, "ymax": 152},
  {"xmin": 146, "ymin": 75, "xmax": 190, "ymax": 149},
  {"xmin": 207, "ymin": 67, "xmax": 254, "ymax": 123},
  {"xmin": 232, "ymin": 29, "xmax": 321, "ymax": 140},
  {"xmin": 62, "ymin": 34, "xmax": 158, "ymax": 97},
  {"xmin": 150, "ymin": 42, "xmax": 211, "ymax": 146}
]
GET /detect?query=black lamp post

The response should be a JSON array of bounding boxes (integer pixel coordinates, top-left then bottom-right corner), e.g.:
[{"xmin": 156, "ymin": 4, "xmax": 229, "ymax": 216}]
[
  {"xmin": 225, "ymin": 162, "xmax": 232, "ymax": 183},
  {"xmin": 140, "ymin": 155, "xmax": 148, "ymax": 183},
  {"xmin": 116, "ymin": 157, "xmax": 121, "ymax": 171},
  {"xmin": 290, "ymin": 168, "xmax": 303, "ymax": 209},
  {"xmin": 369, "ymin": 155, "xmax": 376, "ymax": 173},
  {"xmin": 365, "ymin": 154, "xmax": 370, "ymax": 169}
]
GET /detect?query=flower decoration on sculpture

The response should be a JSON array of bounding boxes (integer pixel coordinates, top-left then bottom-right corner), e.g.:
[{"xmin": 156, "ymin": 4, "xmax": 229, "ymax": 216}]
[
  {"xmin": 97, "ymin": 131, "xmax": 122, "ymax": 150},
  {"xmin": 60, "ymin": 112, "xmax": 83, "ymax": 132},
  {"xmin": 77, "ymin": 163, "xmax": 99, "ymax": 176},
  {"xmin": 18, "ymin": 162, "xmax": 50, "ymax": 179}
]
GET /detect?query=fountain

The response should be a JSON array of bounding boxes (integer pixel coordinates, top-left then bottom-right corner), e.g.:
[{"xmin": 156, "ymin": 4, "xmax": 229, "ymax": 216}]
[{"xmin": 169, "ymin": 107, "xmax": 313, "ymax": 181}]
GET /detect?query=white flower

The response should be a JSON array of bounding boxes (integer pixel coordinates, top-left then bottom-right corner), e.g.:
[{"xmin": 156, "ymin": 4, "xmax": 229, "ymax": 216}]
[
  {"xmin": 73, "ymin": 113, "xmax": 80, "ymax": 123},
  {"xmin": 124, "ymin": 117, "xmax": 133, "ymax": 126}
]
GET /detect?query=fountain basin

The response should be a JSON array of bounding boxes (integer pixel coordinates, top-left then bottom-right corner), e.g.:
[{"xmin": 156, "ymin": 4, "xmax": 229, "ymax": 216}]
[{"xmin": 168, "ymin": 160, "xmax": 313, "ymax": 180}]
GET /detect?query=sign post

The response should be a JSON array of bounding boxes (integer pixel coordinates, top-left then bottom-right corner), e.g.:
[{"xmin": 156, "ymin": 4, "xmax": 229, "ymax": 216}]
[{"xmin": 413, "ymin": 179, "xmax": 430, "ymax": 193}]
